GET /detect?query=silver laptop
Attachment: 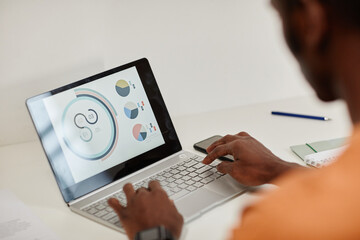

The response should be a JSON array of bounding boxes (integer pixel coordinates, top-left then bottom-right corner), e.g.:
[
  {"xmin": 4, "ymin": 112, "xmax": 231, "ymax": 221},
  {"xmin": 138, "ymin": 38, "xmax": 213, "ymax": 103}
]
[{"xmin": 26, "ymin": 58, "xmax": 246, "ymax": 232}]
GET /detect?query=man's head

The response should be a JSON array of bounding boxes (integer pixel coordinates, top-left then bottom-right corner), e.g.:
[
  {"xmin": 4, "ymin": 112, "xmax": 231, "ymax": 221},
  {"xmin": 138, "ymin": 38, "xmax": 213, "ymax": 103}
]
[{"xmin": 272, "ymin": 0, "xmax": 360, "ymax": 102}]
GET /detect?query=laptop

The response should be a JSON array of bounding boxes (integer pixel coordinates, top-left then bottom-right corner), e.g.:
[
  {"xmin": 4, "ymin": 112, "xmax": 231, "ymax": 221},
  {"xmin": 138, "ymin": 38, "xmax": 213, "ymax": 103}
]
[{"xmin": 26, "ymin": 58, "xmax": 247, "ymax": 232}]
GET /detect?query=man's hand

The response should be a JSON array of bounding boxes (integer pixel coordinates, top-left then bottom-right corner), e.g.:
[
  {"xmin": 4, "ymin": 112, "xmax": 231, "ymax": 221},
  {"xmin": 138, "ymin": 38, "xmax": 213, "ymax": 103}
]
[
  {"xmin": 108, "ymin": 181, "xmax": 183, "ymax": 240},
  {"xmin": 202, "ymin": 132, "xmax": 303, "ymax": 186}
]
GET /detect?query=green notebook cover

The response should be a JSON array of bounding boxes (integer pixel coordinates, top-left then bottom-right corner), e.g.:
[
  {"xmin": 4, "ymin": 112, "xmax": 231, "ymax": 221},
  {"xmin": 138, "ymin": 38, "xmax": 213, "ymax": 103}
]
[{"xmin": 290, "ymin": 137, "xmax": 348, "ymax": 160}]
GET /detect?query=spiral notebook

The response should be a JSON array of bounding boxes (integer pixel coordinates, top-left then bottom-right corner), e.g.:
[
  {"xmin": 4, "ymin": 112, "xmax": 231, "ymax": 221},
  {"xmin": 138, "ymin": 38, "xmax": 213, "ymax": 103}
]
[{"xmin": 290, "ymin": 137, "xmax": 348, "ymax": 168}]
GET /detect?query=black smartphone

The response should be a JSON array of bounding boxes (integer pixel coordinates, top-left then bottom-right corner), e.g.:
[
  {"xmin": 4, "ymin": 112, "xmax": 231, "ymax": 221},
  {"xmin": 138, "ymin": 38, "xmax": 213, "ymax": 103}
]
[{"xmin": 193, "ymin": 135, "xmax": 234, "ymax": 162}]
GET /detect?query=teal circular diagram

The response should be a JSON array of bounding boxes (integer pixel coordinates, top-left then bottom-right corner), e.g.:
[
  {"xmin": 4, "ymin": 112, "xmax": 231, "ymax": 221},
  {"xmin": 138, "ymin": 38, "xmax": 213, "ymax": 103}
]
[{"xmin": 62, "ymin": 88, "xmax": 119, "ymax": 161}]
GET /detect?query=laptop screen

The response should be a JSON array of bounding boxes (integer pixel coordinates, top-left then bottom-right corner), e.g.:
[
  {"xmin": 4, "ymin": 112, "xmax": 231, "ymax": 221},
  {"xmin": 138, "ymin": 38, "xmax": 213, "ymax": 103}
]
[{"xmin": 27, "ymin": 59, "xmax": 182, "ymax": 203}]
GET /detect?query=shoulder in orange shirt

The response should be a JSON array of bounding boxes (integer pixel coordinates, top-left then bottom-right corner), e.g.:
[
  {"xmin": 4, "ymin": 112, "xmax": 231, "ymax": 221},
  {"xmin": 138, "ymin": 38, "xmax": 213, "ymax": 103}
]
[{"xmin": 232, "ymin": 126, "xmax": 360, "ymax": 240}]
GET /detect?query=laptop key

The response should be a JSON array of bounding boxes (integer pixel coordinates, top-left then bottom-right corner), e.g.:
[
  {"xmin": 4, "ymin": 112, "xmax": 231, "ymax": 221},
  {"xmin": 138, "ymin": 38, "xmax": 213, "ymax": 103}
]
[
  {"xmin": 188, "ymin": 172, "xmax": 197, "ymax": 177},
  {"xmin": 186, "ymin": 180, "xmax": 195, "ymax": 185},
  {"xmin": 186, "ymin": 185, "xmax": 197, "ymax": 192},
  {"xmin": 184, "ymin": 160, "xmax": 197, "ymax": 168},
  {"xmin": 83, "ymin": 206, "xmax": 91, "ymax": 211},
  {"xmin": 184, "ymin": 158, "xmax": 192, "ymax": 163},
  {"xmin": 180, "ymin": 170, "xmax": 189, "ymax": 176},
  {"xmin": 156, "ymin": 171, "xmax": 165, "ymax": 176},
  {"xmin": 96, "ymin": 204, "xmax": 106, "ymax": 210},
  {"xmin": 193, "ymin": 176, "xmax": 202, "ymax": 182},
  {"xmin": 166, "ymin": 177, "xmax": 175, "ymax": 182},
  {"xmin": 193, "ymin": 163, "xmax": 204, "ymax": 169},
  {"xmin": 212, "ymin": 173, "xmax": 222, "ymax": 179},
  {"xmin": 160, "ymin": 181, "xmax": 168, "ymax": 187},
  {"xmin": 173, "ymin": 174, "xmax": 182, "ymax": 179},
  {"xmin": 95, "ymin": 210, "xmax": 108, "ymax": 218},
  {"xmin": 179, "ymin": 183, "xmax": 188, "ymax": 189},
  {"xmin": 119, "ymin": 199, "xmax": 127, "ymax": 206},
  {"xmin": 170, "ymin": 170, "xmax": 179, "ymax": 174},
  {"xmin": 156, "ymin": 176, "xmax": 165, "ymax": 181},
  {"xmin": 163, "ymin": 187, "xmax": 174, "ymax": 196},
  {"xmin": 182, "ymin": 175, "xmax": 191, "ymax": 181},
  {"xmin": 175, "ymin": 179, "xmax": 184, "ymax": 184},
  {"xmin": 116, "ymin": 192, "xmax": 125, "ymax": 199},
  {"xmin": 199, "ymin": 171, "xmax": 212, "ymax": 178},
  {"xmin": 210, "ymin": 161, "xmax": 220, "ymax": 167},
  {"xmin": 170, "ymin": 189, "xmax": 190, "ymax": 200},
  {"xmin": 109, "ymin": 216, "xmax": 120, "ymax": 224},
  {"xmin": 177, "ymin": 166, "xmax": 186, "ymax": 171},
  {"xmin": 190, "ymin": 156, "xmax": 200, "ymax": 160},
  {"xmin": 201, "ymin": 177, "xmax": 214, "ymax": 184},
  {"xmin": 103, "ymin": 212, "xmax": 117, "ymax": 221},
  {"xmin": 87, "ymin": 208, "xmax": 98, "ymax": 215},
  {"xmin": 164, "ymin": 173, "xmax": 172, "ymax": 178},
  {"xmin": 208, "ymin": 173, "xmax": 219, "ymax": 180},
  {"xmin": 196, "ymin": 165, "xmax": 212, "ymax": 174}
]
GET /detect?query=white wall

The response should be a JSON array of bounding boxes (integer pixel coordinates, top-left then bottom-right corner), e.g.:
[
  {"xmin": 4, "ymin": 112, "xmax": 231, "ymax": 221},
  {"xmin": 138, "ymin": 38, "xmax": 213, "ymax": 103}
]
[{"xmin": 0, "ymin": 0, "xmax": 313, "ymax": 146}]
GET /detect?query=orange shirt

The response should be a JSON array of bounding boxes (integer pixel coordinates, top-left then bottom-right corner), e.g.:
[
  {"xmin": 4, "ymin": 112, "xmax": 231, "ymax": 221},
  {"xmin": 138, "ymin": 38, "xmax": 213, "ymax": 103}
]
[{"xmin": 231, "ymin": 126, "xmax": 360, "ymax": 240}]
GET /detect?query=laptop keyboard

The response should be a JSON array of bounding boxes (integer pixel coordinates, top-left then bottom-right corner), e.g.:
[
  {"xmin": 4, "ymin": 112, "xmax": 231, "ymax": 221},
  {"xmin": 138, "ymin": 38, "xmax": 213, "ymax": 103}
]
[{"xmin": 81, "ymin": 155, "xmax": 224, "ymax": 227}]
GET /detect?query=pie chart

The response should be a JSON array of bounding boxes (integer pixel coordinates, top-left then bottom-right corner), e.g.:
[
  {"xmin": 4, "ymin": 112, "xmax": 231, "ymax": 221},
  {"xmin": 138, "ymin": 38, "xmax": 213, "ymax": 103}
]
[
  {"xmin": 124, "ymin": 102, "xmax": 139, "ymax": 119},
  {"xmin": 133, "ymin": 124, "xmax": 147, "ymax": 141},
  {"xmin": 115, "ymin": 80, "xmax": 130, "ymax": 97}
]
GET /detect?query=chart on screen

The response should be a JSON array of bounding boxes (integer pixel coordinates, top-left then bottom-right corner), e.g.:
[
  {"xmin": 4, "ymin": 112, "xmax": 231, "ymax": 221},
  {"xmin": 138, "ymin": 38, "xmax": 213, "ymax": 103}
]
[
  {"xmin": 115, "ymin": 80, "xmax": 130, "ymax": 97},
  {"xmin": 132, "ymin": 124, "xmax": 147, "ymax": 141},
  {"xmin": 124, "ymin": 102, "xmax": 139, "ymax": 119}
]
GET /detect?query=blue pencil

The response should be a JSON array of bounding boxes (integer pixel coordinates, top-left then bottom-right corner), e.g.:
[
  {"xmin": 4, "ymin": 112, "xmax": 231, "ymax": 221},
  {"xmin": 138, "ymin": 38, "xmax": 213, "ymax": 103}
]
[{"xmin": 271, "ymin": 111, "xmax": 331, "ymax": 121}]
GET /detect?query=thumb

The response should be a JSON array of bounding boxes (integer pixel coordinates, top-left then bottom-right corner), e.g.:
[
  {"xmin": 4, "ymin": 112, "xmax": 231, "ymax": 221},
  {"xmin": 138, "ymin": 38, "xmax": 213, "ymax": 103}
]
[{"xmin": 217, "ymin": 161, "xmax": 234, "ymax": 174}]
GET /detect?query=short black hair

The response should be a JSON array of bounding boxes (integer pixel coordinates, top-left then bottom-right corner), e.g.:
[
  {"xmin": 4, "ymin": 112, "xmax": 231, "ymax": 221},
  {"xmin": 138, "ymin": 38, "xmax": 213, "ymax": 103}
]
[{"xmin": 284, "ymin": 0, "xmax": 360, "ymax": 29}]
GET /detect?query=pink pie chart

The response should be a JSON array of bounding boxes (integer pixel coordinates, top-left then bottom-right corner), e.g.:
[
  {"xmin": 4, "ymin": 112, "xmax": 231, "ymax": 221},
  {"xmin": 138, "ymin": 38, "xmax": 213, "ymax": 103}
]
[{"xmin": 132, "ymin": 124, "xmax": 147, "ymax": 141}]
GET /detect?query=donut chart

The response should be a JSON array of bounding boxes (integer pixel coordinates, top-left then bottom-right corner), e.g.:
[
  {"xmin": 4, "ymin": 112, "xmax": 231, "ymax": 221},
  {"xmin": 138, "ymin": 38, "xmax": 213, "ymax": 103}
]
[
  {"xmin": 62, "ymin": 88, "xmax": 119, "ymax": 161},
  {"xmin": 132, "ymin": 124, "xmax": 147, "ymax": 142}
]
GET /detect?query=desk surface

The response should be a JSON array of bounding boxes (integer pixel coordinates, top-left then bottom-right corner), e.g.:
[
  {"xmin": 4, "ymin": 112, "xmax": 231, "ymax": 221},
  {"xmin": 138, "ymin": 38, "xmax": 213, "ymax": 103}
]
[{"xmin": 0, "ymin": 95, "xmax": 352, "ymax": 240}]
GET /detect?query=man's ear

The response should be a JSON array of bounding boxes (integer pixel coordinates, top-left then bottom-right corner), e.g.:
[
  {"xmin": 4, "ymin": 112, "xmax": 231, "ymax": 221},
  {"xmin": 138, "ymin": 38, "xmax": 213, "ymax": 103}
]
[{"xmin": 297, "ymin": 0, "xmax": 329, "ymax": 50}]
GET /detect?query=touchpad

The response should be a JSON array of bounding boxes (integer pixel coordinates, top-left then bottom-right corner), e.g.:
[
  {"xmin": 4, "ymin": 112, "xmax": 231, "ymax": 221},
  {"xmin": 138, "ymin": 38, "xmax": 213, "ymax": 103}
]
[
  {"xmin": 205, "ymin": 175, "xmax": 247, "ymax": 197},
  {"xmin": 175, "ymin": 188, "xmax": 224, "ymax": 221}
]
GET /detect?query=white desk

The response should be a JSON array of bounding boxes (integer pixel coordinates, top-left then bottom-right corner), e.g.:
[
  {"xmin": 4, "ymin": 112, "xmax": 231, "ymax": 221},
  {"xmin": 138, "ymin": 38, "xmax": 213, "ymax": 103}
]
[{"xmin": 0, "ymin": 95, "xmax": 352, "ymax": 240}]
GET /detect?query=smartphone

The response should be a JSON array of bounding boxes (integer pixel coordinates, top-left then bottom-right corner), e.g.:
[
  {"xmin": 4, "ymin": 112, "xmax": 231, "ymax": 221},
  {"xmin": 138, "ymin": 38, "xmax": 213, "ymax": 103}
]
[{"xmin": 193, "ymin": 135, "xmax": 234, "ymax": 162}]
